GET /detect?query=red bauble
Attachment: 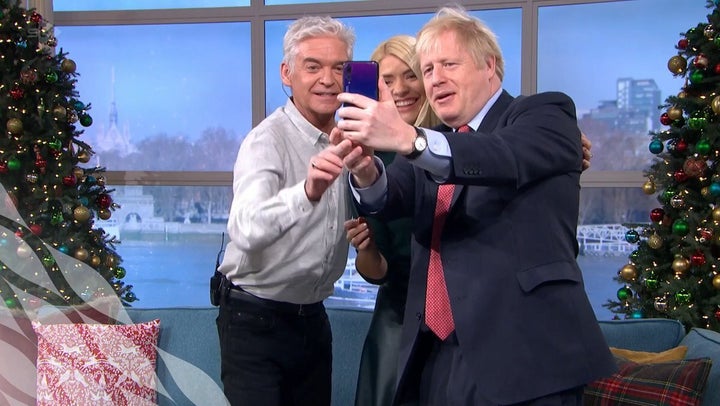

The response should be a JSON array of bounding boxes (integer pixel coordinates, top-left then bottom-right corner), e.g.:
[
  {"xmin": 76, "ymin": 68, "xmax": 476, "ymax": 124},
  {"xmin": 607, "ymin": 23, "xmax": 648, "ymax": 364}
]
[
  {"xmin": 674, "ymin": 170, "xmax": 688, "ymax": 183},
  {"xmin": 691, "ymin": 251, "xmax": 706, "ymax": 266},
  {"xmin": 0, "ymin": 162, "xmax": 7, "ymax": 174},
  {"xmin": 96, "ymin": 193, "xmax": 113, "ymax": 209},
  {"xmin": 715, "ymin": 64, "xmax": 720, "ymax": 75},
  {"xmin": 35, "ymin": 158, "xmax": 47, "ymax": 169},
  {"xmin": 675, "ymin": 139, "xmax": 688, "ymax": 153},
  {"xmin": 62, "ymin": 175, "xmax": 76, "ymax": 187},
  {"xmin": 683, "ymin": 157, "xmax": 707, "ymax": 177},
  {"xmin": 694, "ymin": 54, "xmax": 709, "ymax": 69},
  {"xmin": 660, "ymin": 113, "xmax": 673, "ymax": 126},
  {"xmin": 678, "ymin": 38, "xmax": 689, "ymax": 49},
  {"xmin": 9, "ymin": 87, "xmax": 24, "ymax": 100},
  {"xmin": 29, "ymin": 224, "xmax": 42, "ymax": 236},
  {"xmin": 30, "ymin": 11, "xmax": 42, "ymax": 24},
  {"xmin": 716, "ymin": 309, "xmax": 720, "ymax": 322},
  {"xmin": 650, "ymin": 208, "xmax": 665, "ymax": 222}
]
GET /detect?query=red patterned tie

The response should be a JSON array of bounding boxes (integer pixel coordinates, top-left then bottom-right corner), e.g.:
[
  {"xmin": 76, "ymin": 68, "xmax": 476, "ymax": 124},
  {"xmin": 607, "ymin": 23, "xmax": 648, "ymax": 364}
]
[{"xmin": 425, "ymin": 124, "xmax": 470, "ymax": 340}]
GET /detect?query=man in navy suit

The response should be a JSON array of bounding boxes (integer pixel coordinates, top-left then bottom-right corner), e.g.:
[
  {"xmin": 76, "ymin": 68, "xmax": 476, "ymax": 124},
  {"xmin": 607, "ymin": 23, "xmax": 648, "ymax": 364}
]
[{"xmin": 334, "ymin": 5, "xmax": 616, "ymax": 405}]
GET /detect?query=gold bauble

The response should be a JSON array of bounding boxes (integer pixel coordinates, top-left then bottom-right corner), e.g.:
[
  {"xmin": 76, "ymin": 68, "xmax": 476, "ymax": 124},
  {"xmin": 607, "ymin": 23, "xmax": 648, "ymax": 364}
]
[
  {"xmin": 672, "ymin": 256, "xmax": 691, "ymax": 275},
  {"xmin": 74, "ymin": 247, "xmax": 89, "ymax": 261},
  {"xmin": 642, "ymin": 180, "xmax": 656, "ymax": 195},
  {"xmin": 713, "ymin": 207, "xmax": 720, "ymax": 221},
  {"xmin": 619, "ymin": 264, "xmax": 638, "ymax": 281},
  {"xmin": 98, "ymin": 208, "xmax": 111, "ymax": 220},
  {"xmin": 77, "ymin": 150, "xmax": 90, "ymax": 163},
  {"xmin": 73, "ymin": 167, "xmax": 84, "ymax": 179},
  {"xmin": 668, "ymin": 55, "xmax": 687, "ymax": 74},
  {"xmin": 96, "ymin": 176, "xmax": 106, "ymax": 187},
  {"xmin": 90, "ymin": 255, "xmax": 101, "ymax": 267},
  {"xmin": 667, "ymin": 106, "xmax": 683, "ymax": 120},
  {"xmin": 678, "ymin": 91, "xmax": 687, "ymax": 99},
  {"xmin": 6, "ymin": 118, "xmax": 23, "ymax": 134},
  {"xmin": 60, "ymin": 59, "xmax": 77, "ymax": 74},
  {"xmin": 73, "ymin": 205, "xmax": 91, "ymax": 222},
  {"xmin": 105, "ymin": 255, "xmax": 117, "ymax": 267},
  {"xmin": 702, "ymin": 187, "xmax": 711, "ymax": 199},
  {"xmin": 647, "ymin": 234, "xmax": 663, "ymax": 249},
  {"xmin": 713, "ymin": 96, "xmax": 720, "ymax": 115},
  {"xmin": 712, "ymin": 274, "xmax": 720, "ymax": 290},
  {"xmin": 52, "ymin": 106, "xmax": 66, "ymax": 119}
]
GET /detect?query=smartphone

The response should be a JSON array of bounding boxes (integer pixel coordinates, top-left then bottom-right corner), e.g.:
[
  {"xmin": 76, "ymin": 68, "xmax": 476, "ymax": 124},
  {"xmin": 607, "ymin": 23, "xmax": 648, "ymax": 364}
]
[{"xmin": 342, "ymin": 61, "xmax": 378, "ymax": 107}]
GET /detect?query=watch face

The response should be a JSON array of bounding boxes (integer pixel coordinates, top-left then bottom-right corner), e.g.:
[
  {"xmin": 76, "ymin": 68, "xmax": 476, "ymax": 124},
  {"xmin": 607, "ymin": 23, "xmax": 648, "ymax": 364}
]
[{"xmin": 415, "ymin": 135, "xmax": 428, "ymax": 151}]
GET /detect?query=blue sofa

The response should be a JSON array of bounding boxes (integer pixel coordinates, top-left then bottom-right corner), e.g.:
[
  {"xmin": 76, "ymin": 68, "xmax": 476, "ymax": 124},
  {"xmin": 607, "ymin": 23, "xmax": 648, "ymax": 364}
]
[{"xmin": 127, "ymin": 307, "xmax": 720, "ymax": 406}]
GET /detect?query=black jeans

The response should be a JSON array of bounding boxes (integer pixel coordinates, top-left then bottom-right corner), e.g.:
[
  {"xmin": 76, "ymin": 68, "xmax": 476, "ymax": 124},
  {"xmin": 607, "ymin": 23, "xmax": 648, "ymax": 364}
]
[{"xmin": 216, "ymin": 294, "xmax": 332, "ymax": 406}]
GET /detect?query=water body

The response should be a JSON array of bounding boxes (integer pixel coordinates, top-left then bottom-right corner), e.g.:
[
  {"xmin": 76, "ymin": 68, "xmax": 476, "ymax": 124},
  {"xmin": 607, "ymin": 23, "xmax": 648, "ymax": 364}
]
[{"xmin": 121, "ymin": 234, "xmax": 625, "ymax": 320}]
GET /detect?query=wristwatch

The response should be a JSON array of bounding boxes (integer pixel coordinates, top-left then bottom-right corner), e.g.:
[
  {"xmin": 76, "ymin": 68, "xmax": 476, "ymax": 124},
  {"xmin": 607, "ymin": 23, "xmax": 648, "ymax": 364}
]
[{"xmin": 405, "ymin": 127, "xmax": 427, "ymax": 160}]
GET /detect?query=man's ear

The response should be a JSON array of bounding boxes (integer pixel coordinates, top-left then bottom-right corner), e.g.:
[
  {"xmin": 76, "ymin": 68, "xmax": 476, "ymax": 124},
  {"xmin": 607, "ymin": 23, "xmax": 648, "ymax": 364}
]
[
  {"xmin": 280, "ymin": 62, "xmax": 292, "ymax": 87},
  {"xmin": 484, "ymin": 55, "xmax": 496, "ymax": 76}
]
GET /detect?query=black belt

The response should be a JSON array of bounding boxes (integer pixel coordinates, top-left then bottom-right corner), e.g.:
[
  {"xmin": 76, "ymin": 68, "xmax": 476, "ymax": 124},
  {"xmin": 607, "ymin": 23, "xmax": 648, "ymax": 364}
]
[{"xmin": 222, "ymin": 286, "xmax": 324, "ymax": 316}]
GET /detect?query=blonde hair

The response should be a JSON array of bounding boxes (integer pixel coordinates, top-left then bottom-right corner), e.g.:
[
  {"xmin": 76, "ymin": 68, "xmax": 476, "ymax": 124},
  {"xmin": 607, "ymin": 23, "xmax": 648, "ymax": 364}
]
[
  {"xmin": 370, "ymin": 35, "xmax": 441, "ymax": 128},
  {"xmin": 416, "ymin": 6, "xmax": 504, "ymax": 82}
]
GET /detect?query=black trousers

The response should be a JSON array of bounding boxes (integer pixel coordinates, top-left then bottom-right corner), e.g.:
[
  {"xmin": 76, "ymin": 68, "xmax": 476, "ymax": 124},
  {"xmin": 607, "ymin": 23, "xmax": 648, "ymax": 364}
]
[{"xmin": 216, "ymin": 292, "xmax": 332, "ymax": 406}]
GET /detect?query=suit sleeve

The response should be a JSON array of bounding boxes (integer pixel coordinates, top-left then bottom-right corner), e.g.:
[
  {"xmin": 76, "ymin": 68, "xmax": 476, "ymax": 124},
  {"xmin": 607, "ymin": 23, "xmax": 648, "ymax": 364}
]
[{"xmin": 445, "ymin": 92, "xmax": 582, "ymax": 189}]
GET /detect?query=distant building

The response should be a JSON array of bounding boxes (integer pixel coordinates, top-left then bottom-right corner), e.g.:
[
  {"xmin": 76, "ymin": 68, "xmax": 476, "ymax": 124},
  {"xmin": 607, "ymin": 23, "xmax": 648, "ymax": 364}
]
[
  {"xmin": 88, "ymin": 68, "xmax": 136, "ymax": 157},
  {"xmin": 583, "ymin": 78, "xmax": 662, "ymax": 134}
]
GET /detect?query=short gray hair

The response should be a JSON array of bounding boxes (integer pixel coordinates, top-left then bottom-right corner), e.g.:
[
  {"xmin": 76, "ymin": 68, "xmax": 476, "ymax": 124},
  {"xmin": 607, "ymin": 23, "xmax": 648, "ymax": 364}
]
[{"xmin": 283, "ymin": 16, "xmax": 355, "ymax": 73}]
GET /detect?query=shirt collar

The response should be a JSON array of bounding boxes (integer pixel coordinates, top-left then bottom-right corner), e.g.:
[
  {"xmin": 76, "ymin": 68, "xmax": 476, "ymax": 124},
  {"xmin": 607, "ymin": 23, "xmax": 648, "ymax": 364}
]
[
  {"xmin": 284, "ymin": 97, "xmax": 329, "ymax": 145},
  {"xmin": 460, "ymin": 87, "xmax": 503, "ymax": 132}
]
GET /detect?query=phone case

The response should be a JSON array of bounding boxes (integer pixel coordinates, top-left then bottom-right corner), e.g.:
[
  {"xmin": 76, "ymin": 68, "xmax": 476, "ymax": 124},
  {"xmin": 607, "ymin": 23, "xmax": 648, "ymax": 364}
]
[{"xmin": 342, "ymin": 61, "xmax": 378, "ymax": 106}]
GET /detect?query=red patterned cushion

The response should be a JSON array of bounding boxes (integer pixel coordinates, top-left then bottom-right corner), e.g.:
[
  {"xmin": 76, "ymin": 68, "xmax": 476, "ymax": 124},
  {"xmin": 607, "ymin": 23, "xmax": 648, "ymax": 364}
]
[
  {"xmin": 32, "ymin": 319, "xmax": 160, "ymax": 406},
  {"xmin": 584, "ymin": 356, "xmax": 712, "ymax": 406}
]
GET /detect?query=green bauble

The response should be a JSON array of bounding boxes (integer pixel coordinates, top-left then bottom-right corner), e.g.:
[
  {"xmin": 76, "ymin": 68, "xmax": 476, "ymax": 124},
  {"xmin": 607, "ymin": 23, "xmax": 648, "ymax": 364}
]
[
  {"xmin": 672, "ymin": 219, "xmax": 690, "ymax": 236},
  {"xmin": 690, "ymin": 70, "xmax": 704, "ymax": 84},
  {"xmin": 45, "ymin": 70, "xmax": 58, "ymax": 83},
  {"xmin": 617, "ymin": 286, "xmax": 633, "ymax": 301},
  {"xmin": 79, "ymin": 114, "xmax": 93, "ymax": 127},
  {"xmin": 675, "ymin": 290, "xmax": 691, "ymax": 304},
  {"xmin": 114, "ymin": 266, "xmax": 126, "ymax": 279},
  {"xmin": 696, "ymin": 139, "xmax": 711, "ymax": 155},
  {"xmin": 7, "ymin": 157, "xmax": 20, "ymax": 171}
]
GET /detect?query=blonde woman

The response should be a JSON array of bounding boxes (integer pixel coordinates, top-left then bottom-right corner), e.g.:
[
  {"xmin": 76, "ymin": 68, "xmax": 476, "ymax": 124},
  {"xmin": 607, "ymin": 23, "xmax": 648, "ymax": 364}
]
[{"xmin": 345, "ymin": 35, "xmax": 438, "ymax": 406}]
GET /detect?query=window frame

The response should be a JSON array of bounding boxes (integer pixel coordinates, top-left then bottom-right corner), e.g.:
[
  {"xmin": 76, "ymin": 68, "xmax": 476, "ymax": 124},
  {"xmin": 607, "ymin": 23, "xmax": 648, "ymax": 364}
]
[{"xmin": 41, "ymin": 0, "xmax": 642, "ymax": 190}]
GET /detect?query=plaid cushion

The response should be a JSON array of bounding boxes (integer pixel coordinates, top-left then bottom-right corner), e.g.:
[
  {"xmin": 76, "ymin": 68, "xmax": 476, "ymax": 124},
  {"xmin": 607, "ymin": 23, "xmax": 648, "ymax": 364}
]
[{"xmin": 584, "ymin": 356, "xmax": 712, "ymax": 406}]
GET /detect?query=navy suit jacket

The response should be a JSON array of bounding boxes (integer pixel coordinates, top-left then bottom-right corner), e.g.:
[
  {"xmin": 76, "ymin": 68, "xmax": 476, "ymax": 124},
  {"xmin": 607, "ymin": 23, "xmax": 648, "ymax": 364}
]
[{"xmin": 375, "ymin": 90, "xmax": 616, "ymax": 404}]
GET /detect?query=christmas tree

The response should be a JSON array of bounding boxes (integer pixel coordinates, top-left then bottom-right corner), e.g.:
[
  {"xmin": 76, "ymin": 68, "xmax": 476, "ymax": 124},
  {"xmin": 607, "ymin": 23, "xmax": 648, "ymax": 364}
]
[
  {"xmin": 0, "ymin": 0, "xmax": 136, "ymax": 309},
  {"xmin": 606, "ymin": 0, "xmax": 720, "ymax": 331}
]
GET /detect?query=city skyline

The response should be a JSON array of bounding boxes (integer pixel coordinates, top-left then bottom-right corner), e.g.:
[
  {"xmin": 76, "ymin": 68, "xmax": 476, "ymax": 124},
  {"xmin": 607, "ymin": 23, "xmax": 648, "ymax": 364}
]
[{"xmin": 53, "ymin": 0, "xmax": 708, "ymax": 146}]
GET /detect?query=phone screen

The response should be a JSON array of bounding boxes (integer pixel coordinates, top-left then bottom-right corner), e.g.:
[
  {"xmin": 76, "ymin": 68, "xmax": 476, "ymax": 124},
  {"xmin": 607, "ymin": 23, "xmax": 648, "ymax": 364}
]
[{"xmin": 342, "ymin": 61, "xmax": 378, "ymax": 107}]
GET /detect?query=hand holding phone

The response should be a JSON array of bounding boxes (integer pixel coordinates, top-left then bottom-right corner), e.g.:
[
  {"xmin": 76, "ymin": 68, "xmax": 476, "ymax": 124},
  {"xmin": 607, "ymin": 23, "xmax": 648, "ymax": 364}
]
[{"xmin": 342, "ymin": 61, "xmax": 378, "ymax": 107}]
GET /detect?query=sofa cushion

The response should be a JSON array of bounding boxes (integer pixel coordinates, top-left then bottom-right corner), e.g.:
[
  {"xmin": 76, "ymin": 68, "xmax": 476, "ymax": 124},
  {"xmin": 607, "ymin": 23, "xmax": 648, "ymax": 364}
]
[
  {"xmin": 33, "ymin": 319, "xmax": 160, "ymax": 406},
  {"xmin": 610, "ymin": 345, "xmax": 687, "ymax": 363},
  {"xmin": 680, "ymin": 328, "xmax": 720, "ymax": 406},
  {"xmin": 585, "ymin": 355, "xmax": 712, "ymax": 406},
  {"xmin": 598, "ymin": 319, "xmax": 685, "ymax": 352},
  {"xmin": 125, "ymin": 307, "xmax": 225, "ymax": 406}
]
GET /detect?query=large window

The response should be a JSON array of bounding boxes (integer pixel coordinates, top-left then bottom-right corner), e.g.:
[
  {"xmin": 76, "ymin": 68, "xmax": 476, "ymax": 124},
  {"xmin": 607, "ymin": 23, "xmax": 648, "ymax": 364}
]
[{"xmin": 46, "ymin": 0, "xmax": 710, "ymax": 318}]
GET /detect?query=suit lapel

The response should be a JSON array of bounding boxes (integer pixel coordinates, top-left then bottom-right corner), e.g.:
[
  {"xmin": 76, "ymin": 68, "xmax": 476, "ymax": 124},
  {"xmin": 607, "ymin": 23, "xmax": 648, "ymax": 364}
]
[{"xmin": 449, "ymin": 90, "xmax": 515, "ymax": 207}]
